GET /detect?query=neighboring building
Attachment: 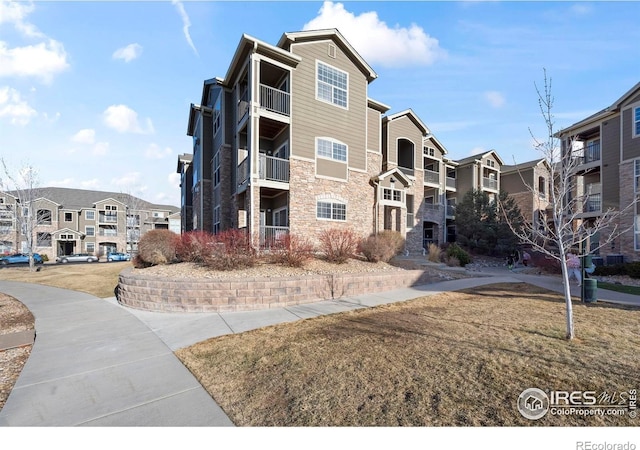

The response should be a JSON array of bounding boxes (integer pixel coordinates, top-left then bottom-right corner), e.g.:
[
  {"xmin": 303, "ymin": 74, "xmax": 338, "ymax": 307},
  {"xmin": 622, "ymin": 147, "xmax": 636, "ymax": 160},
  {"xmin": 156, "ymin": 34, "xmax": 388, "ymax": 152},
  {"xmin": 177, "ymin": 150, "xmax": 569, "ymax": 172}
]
[
  {"xmin": 0, "ymin": 187, "xmax": 180, "ymax": 261},
  {"xmin": 558, "ymin": 82, "xmax": 640, "ymax": 262},
  {"xmin": 501, "ymin": 159, "xmax": 552, "ymax": 235}
]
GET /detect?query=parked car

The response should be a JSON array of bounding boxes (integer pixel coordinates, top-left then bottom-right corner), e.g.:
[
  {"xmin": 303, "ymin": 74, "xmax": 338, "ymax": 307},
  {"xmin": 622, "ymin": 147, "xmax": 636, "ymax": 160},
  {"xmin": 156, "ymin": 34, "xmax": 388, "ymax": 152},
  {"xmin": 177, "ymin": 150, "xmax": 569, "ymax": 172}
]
[
  {"xmin": 56, "ymin": 253, "xmax": 99, "ymax": 264},
  {"xmin": 107, "ymin": 252, "xmax": 131, "ymax": 262},
  {"xmin": 0, "ymin": 253, "xmax": 44, "ymax": 265}
]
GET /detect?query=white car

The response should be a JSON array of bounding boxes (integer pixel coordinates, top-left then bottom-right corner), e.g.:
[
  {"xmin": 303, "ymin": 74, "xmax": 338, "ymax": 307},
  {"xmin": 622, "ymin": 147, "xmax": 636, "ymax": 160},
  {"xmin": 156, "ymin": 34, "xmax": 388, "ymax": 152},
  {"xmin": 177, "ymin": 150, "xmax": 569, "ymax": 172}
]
[{"xmin": 56, "ymin": 253, "xmax": 99, "ymax": 264}]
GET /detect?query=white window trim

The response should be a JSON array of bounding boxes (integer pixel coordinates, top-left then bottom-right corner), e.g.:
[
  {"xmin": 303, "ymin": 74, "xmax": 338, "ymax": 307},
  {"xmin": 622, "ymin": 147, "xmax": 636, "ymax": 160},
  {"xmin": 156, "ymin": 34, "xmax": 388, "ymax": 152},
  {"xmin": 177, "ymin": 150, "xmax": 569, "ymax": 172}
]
[
  {"xmin": 85, "ymin": 210, "xmax": 95, "ymax": 220},
  {"xmin": 315, "ymin": 60, "xmax": 348, "ymax": 110},
  {"xmin": 635, "ymin": 215, "xmax": 640, "ymax": 251},
  {"xmin": 634, "ymin": 106, "xmax": 640, "ymax": 139},
  {"xmin": 316, "ymin": 200, "xmax": 347, "ymax": 222},
  {"xmin": 635, "ymin": 159, "xmax": 640, "ymax": 194},
  {"xmin": 316, "ymin": 137, "xmax": 348, "ymax": 163},
  {"xmin": 85, "ymin": 226, "xmax": 95, "ymax": 237}
]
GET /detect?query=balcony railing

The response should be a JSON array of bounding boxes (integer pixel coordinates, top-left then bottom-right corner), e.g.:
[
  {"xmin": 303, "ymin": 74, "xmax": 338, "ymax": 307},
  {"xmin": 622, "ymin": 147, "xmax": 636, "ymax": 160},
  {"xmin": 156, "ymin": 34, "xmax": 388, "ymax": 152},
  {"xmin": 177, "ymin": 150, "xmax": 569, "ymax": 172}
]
[
  {"xmin": 98, "ymin": 214, "xmax": 118, "ymax": 223},
  {"xmin": 237, "ymin": 88, "xmax": 249, "ymax": 123},
  {"xmin": 424, "ymin": 169, "xmax": 439, "ymax": 184},
  {"xmin": 259, "ymin": 226, "xmax": 289, "ymax": 249},
  {"xmin": 237, "ymin": 157, "xmax": 249, "ymax": 186},
  {"xmin": 99, "ymin": 229, "xmax": 118, "ymax": 237},
  {"xmin": 0, "ymin": 226, "xmax": 12, "ymax": 234},
  {"xmin": 398, "ymin": 166, "xmax": 414, "ymax": 177},
  {"xmin": 446, "ymin": 205, "xmax": 456, "ymax": 217},
  {"xmin": 584, "ymin": 194, "xmax": 601, "ymax": 213},
  {"xmin": 446, "ymin": 177, "xmax": 456, "ymax": 189},
  {"xmin": 259, "ymin": 154, "xmax": 290, "ymax": 182},
  {"xmin": 0, "ymin": 211, "xmax": 13, "ymax": 219},
  {"xmin": 583, "ymin": 142, "xmax": 601, "ymax": 164},
  {"xmin": 483, "ymin": 177, "xmax": 498, "ymax": 190},
  {"xmin": 259, "ymin": 84, "xmax": 290, "ymax": 116}
]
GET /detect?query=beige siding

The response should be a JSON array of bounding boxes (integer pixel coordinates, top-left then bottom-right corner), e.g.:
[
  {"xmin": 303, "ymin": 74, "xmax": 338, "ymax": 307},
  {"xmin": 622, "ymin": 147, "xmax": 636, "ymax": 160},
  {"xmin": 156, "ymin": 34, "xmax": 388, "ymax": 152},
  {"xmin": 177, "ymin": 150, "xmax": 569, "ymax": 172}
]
[
  {"xmin": 386, "ymin": 116, "xmax": 424, "ymax": 170},
  {"xmin": 456, "ymin": 165, "xmax": 475, "ymax": 195},
  {"xmin": 424, "ymin": 138, "xmax": 444, "ymax": 160},
  {"xmin": 367, "ymin": 107, "xmax": 381, "ymax": 153},
  {"xmin": 622, "ymin": 109, "xmax": 640, "ymax": 160},
  {"xmin": 289, "ymin": 40, "xmax": 368, "ymax": 171},
  {"xmin": 317, "ymin": 158, "xmax": 348, "ymax": 179},
  {"xmin": 602, "ymin": 116, "xmax": 621, "ymax": 209}
]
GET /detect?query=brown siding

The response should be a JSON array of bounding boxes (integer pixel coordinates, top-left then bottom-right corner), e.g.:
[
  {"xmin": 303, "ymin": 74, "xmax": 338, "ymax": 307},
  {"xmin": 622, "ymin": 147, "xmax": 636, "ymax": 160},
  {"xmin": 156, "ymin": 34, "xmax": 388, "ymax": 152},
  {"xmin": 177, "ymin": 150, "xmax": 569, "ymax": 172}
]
[
  {"xmin": 317, "ymin": 158, "xmax": 348, "ymax": 180},
  {"xmin": 386, "ymin": 116, "xmax": 424, "ymax": 170},
  {"xmin": 367, "ymin": 107, "xmax": 381, "ymax": 153},
  {"xmin": 622, "ymin": 109, "xmax": 640, "ymax": 160},
  {"xmin": 602, "ymin": 116, "xmax": 620, "ymax": 209},
  {"xmin": 456, "ymin": 165, "xmax": 475, "ymax": 195},
  {"xmin": 289, "ymin": 40, "xmax": 368, "ymax": 171}
]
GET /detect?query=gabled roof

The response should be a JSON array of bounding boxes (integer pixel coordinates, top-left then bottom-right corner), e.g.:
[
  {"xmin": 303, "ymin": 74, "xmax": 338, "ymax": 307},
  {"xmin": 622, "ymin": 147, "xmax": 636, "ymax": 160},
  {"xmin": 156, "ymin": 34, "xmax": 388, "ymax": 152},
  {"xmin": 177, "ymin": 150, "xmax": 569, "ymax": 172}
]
[
  {"xmin": 223, "ymin": 33, "xmax": 302, "ymax": 87},
  {"xmin": 52, "ymin": 227, "xmax": 83, "ymax": 236},
  {"xmin": 383, "ymin": 109, "xmax": 429, "ymax": 135},
  {"xmin": 278, "ymin": 29, "xmax": 377, "ymax": 83},
  {"xmin": 368, "ymin": 98, "xmax": 390, "ymax": 113},
  {"xmin": 371, "ymin": 167, "xmax": 413, "ymax": 187},
  {"xmin": 560, "ymin": 81, "xmax": 640, "ymax": 135},
  {"xmin": 11, "ymin": 187, "xmax": 179, "ymax": 212},
  {"xmin": 501, "ymin": 158, "xmax": 550, "ymax": 175},
  {"xmin": 424, "ymin": 133, "xmax": 448, "ymax": 156},
  {"xmin": 456, "ymin": 149, "xmax": 504, "ymax": 166}
]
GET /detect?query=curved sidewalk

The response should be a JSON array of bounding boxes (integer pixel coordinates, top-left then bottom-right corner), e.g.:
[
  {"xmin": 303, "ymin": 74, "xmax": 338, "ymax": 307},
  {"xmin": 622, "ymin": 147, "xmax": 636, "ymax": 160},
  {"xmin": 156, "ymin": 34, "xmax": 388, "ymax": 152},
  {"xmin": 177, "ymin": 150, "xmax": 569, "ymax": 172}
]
[
  {"xmin": 0, "ymin": 281, "xmax": 233, "ymax": 426},
  {"xmin": 1, "ymin": 268, "xmax": 637, "ymax": 426}
]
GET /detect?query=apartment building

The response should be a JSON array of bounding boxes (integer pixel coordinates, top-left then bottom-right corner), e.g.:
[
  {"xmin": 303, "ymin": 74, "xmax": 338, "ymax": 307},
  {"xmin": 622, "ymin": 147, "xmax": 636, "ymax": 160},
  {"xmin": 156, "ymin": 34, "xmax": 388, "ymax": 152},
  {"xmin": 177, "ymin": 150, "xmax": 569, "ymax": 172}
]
[
  {"xmin": 501, "ymin": 159, "xmax": 552, "ymax": 235},
  {"xmin": 180, "ymin": 29, "xmax": 513, "ymax": 254},
  {"xmin": 0, "ymin": 187, "xmax": 180, "ymax": 261},
  {"xmin": 558, "ymin": 82, "xmax": 640, "ymax": 262}
]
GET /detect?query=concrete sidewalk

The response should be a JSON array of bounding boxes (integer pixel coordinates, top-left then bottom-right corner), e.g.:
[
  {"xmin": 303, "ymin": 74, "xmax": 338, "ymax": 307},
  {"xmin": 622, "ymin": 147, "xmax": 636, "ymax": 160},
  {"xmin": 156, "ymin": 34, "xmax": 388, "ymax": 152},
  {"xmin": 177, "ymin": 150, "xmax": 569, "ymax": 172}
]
[{"xmin": 1, "ymin": 267, "xmax": 637, "ymax": 427}]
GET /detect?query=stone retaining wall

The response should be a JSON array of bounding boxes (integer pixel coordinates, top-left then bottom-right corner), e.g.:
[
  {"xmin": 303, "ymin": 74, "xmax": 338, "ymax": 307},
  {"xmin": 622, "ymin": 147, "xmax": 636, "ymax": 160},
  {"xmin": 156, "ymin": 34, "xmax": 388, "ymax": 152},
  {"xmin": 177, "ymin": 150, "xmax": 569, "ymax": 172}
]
[{"xmin": 117, "ymin": 267, "xmax": 434, "ymax": 313}]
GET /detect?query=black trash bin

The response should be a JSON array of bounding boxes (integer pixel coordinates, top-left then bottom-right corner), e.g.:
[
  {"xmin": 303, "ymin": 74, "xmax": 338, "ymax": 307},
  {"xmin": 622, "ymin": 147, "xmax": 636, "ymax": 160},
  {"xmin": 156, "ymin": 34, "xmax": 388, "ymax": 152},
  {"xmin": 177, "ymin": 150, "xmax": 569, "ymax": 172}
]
[{"xmin": 583, "ymin": 278, "xmax": 597, "ymax": 303}]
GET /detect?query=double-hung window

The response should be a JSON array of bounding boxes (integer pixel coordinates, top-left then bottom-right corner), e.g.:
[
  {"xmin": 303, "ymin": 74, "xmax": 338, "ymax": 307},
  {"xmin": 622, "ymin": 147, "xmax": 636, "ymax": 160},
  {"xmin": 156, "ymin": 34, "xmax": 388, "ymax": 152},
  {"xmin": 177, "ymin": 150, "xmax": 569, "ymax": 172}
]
[
  {"xmin": 634, "ymin": 106, "xmax": 640, "ymax": 138},
  {"xmin": 317, "ymin": 200, "xmax": 346, "ymax": 221},
  {"xmin": 317, "ymin": 138, "xmax": 347, "ymax": 162},
  {"xmin": 317, "ymin": 61, "xmax": 347, "ymax": 108}
]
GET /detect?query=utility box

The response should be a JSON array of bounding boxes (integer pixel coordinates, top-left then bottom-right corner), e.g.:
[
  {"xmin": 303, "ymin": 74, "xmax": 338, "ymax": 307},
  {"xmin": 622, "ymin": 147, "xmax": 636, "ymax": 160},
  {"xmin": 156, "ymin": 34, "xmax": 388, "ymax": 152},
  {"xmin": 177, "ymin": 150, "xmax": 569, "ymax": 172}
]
[{"xmin": 582, "ymin": 279, "xmax": 597, "ymax": 303}]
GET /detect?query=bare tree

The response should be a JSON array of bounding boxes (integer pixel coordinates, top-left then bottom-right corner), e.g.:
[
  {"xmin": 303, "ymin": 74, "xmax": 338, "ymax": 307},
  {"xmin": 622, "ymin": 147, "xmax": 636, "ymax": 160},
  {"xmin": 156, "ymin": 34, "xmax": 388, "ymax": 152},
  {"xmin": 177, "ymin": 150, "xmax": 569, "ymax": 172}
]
[
  {"xmin": 117, "ymin": 189, "xmax": 148, "ymax": 255},
  {"xmin": 0, "ymin": 158, "xmax": 45, "ymax": 271},
  {"xmin": 502, "ymin": 70, "xmax": 637, "ymax": 339}
]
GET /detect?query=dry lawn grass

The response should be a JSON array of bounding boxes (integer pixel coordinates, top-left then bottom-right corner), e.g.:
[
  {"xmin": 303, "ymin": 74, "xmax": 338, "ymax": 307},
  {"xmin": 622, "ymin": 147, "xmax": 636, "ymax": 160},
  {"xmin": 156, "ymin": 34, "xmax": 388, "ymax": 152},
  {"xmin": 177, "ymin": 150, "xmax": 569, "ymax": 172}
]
[
  {"xmin": 0, "ymin": 262, "xmax": 128, "ymax": 298},
  {"xmin": 177, "ymin": 283, "xmax": 640, "ymax": 426}
]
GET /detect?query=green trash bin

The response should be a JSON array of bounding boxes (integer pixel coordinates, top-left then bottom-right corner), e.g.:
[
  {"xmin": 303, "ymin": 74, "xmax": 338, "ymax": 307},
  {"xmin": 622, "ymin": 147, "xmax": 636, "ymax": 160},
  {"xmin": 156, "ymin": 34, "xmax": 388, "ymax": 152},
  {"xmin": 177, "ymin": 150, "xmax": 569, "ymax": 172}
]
[{"xmin": 582, "ymin": 278, "xmax": 597, "ymax": 303}]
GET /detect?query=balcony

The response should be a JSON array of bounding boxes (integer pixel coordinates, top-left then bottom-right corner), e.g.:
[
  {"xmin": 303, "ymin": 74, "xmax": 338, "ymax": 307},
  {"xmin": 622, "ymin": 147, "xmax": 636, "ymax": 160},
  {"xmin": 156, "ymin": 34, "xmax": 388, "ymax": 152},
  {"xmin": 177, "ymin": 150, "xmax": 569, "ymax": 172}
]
[
  {"xmin": 260, "ymin": 84, "xmax": 290, "ymax": 116},
  {"xmin": 584, "ymin": 193, "xmax": 601, "ymax": 213},
  {"xmin": 446, "ymin": 177, "xmax": 456, "ymax": 189},
  {"xmin": 398, "ymin": 166, "xmax": 414, "ymax": 177},
  {"xmin": 424, "ymin": 169, "xmax": 439, "ymax": 185},
  {"xmin": 583, "ymin": 141, "xmax": 601, "ymax": 164},
  {"xmin": 259, "ymin": 154, "xmax": 290, "ymax": 183},
  {"xmin": 259, "ymin": 225, "xmax": 289, "ymax": 249},
  {"xmin": 237, "ymin": 157, "xmax": 249, "ymax": 186},
  {"xmin": 98, "ymin": 214, "xmax": 118, "ymax": 224},
  {"xmin": 423, "ymin": 203, "xmax": 443, "ymax": 222},
  {"xmin": 99, "ymin": 229, "xmax": 118, "ymax": 237},
  {"xmin": 0, "ymin": 211, "xmax": 13, "ymax": 219},
  {"xmin": 446, "ymin": 205, "xmax": 456, "ymax": 217},
  {"xmin": 483, "ymin": 177, "xmax": 498, "ymax": 190}
]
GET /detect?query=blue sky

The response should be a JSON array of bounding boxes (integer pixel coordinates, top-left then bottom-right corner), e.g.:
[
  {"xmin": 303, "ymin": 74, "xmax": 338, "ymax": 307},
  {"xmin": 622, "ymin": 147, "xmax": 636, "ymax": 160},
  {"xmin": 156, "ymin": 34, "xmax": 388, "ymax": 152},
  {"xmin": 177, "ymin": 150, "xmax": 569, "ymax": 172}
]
[{"xmin": 1, "ymin": 1, "xmax": 639, "ymax": 208}]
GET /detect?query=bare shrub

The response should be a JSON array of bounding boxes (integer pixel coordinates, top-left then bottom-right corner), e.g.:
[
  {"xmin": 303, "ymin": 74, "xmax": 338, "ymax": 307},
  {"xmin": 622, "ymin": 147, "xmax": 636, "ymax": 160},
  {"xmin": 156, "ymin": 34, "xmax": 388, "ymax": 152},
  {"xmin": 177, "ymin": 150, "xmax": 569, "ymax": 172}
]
[
  {"xmin": 132, "ymin": 253, "xmax": 151, "ymax": 269},
  {"xmin": 318, "ymin": 228, "xmax": 359, "ymax": 264},
  {"xmin": 446, "ymin": 255, "xmax": 461, "ymax": 267},
  {"xmin": 201, "ymin": 229, "xmax": 257, "ymax": 271},
  {"xmin": 176, "ymin": 230, "xmax": 216, "ymax": 263},
  {"xmin": 359, "ymin": 231, "xmax": 405, "ymax": 263},
  {"xmin": 427, "ymin": 243, "xmax": 442, "ymax": 263},
  {"xmin": 269, "ymin": 234, "xmax": 315, "ymax": 268},
  {"xmin": 137, "ymin": 229, "xmax": 179, "ymax": 266}
]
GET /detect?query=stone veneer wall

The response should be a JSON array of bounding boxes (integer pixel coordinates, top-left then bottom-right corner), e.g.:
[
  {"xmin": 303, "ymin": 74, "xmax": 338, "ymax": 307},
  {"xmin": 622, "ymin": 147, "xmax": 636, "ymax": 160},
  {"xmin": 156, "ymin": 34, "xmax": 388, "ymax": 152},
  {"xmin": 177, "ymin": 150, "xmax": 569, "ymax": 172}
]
[
  {"xmin": 117, "ymin": 267, "xmax": 435, "ymax": 313},
  {"xmin": 618, "ymin": 159, "xmax": 637, "ymax": 261}
]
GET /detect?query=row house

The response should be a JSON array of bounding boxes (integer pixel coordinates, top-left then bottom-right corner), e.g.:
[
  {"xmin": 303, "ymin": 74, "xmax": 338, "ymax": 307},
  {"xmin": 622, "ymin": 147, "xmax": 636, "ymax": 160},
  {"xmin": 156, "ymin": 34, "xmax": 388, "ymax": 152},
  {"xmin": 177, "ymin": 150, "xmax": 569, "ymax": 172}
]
[
  {"xmin": 179, "ymin": 29, "xmax": 515, "ymax": 254},
  {"xmin": 558, "ymin": 82, "xmax": 640, "ymax": 262},
  {"xmin": 0, "ymin": 187, "xmax": 179, "ymax": 261}
]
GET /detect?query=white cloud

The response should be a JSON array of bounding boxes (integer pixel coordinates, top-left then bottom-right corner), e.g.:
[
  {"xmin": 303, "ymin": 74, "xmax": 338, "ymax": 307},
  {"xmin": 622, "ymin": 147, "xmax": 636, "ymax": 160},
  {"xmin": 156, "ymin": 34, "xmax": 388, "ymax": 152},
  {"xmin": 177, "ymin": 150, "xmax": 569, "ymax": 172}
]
[
  {"xmin": 303, "ymin": 1, "xmax": 444, "ymax": 67},
  {"xmin": 103, "ymin": 104, "xmax": 154, "ymax": 134},
  {"xmin": 144, "ymin": 143, "xmax": 174, "ymax": 159},
  {"xmin": 484, "ymin": 91, "xmax": 506, "ymax": 108},
  {"xmin": 80, "ymin": 179, "xmax": 100, "ymax": 189},
  {"xmin": 172, "ymin": 0, "xmax": 198, "ymax": 56},
  {"xmin": 42, "ymin": 111, "xmax": 60, "ymax": 123},
  {"xmin": 0, "ymin": 40, "xmax": 69, "ymax": 83},
  {"xmin": 0, "ymin": 0, "xmax": 42, "ymax": 38},
  {"xmin": 70, "ymin": 128, "xmax": 95, "ymax": 144},
  {"xmin": 111, "ymin": 172, "xmax": 142, "ymax": 188},
  {"xmin": 49, "ymin": 178, "xmax": 75, "ymax": 188},
  {"xmin": 570, "ymin": 4, "xmax": 593, "ymax": 16},
  {"xmin": 468, "ymin": 146, "xmax": 487, "ymax": 156},
  {"xmin": 92, "ymin": 142, "xmax": 109, "ymax": 156},
  {"xmin": 0, "ymin": 86, "xmax": 37, "ymax": 125},
  {"xmin": 168, "ymin": 172, "xmax": 181, "ymax": 188},
  {"xmin": 112, "ymin": 43, "xmax": 143, "ymax": 63}
]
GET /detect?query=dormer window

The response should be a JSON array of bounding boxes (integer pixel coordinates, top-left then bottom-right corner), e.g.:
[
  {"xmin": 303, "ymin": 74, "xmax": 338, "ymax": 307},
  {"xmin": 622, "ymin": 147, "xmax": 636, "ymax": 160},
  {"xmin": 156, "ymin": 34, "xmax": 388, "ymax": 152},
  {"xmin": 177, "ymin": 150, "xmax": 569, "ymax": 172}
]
[{"xmin": 487, "ymin": 159, "xmax": 495, "ymax": 168}]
